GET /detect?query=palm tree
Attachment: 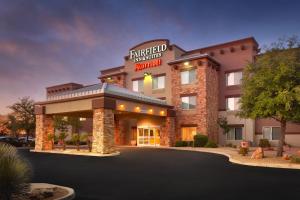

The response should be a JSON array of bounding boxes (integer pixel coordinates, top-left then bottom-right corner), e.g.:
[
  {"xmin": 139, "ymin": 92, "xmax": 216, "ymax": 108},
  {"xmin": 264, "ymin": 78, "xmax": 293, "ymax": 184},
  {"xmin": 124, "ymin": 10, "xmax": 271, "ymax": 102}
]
[{"xmin": 0, "ymin": 143, "xmax": 32, "ymax": 200}]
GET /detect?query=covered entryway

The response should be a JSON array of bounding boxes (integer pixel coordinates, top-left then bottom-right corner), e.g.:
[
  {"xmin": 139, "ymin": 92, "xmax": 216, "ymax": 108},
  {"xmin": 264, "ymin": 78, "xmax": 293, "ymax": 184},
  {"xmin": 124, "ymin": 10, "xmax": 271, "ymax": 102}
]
[
  {"xmin": 34, "ymin": 83, "xmax": 176, "ymax": 154},
  {"xmin": 137, "ymin": 127, "xmax": 160, "ymax": 146}
]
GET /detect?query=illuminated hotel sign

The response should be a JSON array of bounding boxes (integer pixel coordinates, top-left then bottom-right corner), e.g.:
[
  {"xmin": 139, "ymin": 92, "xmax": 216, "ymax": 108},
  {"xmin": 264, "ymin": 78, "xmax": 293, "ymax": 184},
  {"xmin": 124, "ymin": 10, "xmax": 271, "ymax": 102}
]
[
  {"xmin": 129, "ymin": 44, "xmax": 167, "ymax": 63},
  {"xmin": 129, "ymin": 43, "xmax": 167, "ymax": 71}
]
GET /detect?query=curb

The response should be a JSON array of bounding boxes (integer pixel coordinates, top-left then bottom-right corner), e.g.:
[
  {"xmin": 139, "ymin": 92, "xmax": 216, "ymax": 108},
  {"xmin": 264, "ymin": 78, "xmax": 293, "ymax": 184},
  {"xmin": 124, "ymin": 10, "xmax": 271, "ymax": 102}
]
[
  {"xmin": 30, "ymin": 183, "xmax": 75, "ymax": 200},
  {"xmin": 30, "ymin": 149, "xmax": 120, "ymax": 157},
  {"xmin": 119, "ymin": 146, "xmax": 300, "ymax": 170}
]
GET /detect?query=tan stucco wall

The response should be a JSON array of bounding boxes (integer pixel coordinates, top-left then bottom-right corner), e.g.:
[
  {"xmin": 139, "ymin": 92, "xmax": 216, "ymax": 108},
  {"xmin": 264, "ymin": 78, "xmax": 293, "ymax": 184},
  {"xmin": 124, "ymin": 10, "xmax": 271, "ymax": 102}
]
[
  {"xmin": 45, "ymin": 99, "xmax": 95, "ymax": 114},
  {"xmin": 218, "ymin": 111, "xmax": 255, "ymax": 145}
]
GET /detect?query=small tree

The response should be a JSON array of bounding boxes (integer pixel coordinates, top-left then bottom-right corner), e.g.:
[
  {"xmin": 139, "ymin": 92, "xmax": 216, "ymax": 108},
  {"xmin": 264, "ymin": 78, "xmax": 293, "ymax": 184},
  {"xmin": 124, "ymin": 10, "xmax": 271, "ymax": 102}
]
[
  {"xmin": 238, "ymin": 36, "xmax": 300, "ymax": 156},
  {"xmin": 71, "ymin": 133, "xmax": 81, "ymax": 151},
  {"xmin": 67, "ymin": 117, "xmax": 82, "ymax": 135},
  {"xmin": 53, "ymin": 116, "xmax": 69, "ymax": 151},
  {"xmin": 5, "ymin": 115, "xmax": 20, "ymax": 137},
  {"xmin": 217, "ymin": 117, "xmax": 231, "ymax": 137},
  {"xmin": 47, "ymin": 133, "xmax": 57, "ymax": 149},
  {"xmin": 8, "ymin": 97, "xmax": 35, "ymax": 142}
]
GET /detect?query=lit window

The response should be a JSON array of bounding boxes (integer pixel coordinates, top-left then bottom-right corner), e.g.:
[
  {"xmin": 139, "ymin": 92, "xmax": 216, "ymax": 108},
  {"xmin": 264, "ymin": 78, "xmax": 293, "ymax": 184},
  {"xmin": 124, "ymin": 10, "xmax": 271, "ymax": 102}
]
[
  {"xmin": 181, "ymin": 127, "xmax": 197, "ymax": 141},
  {"xmin": 226, "ymin": 97, "xmax": 240, "ymax": 111},
  {"xmin": 181, "ymin": 96, "xmax": 196, "ymax": 109},
  {"xmin": 152, "ymin": 76, "xmax": 165, "ymax": 89},
  {"xmin": 181, "ymin": 68, "xmax": 196, "ymax": 84},
  {"xmin": 226, "ymin": 71, "xmax": 242, "ymax": 86},
  {"xmin": 227, "ymin": 127, "xmax": 243, "ymax": 140},
  {"xmin": 133, "ymin": 80, "xmax": 144, "ymax": 92},
  {"xmin": 262, "ymin": 127, "xmax": 280, "ymax": 140}
]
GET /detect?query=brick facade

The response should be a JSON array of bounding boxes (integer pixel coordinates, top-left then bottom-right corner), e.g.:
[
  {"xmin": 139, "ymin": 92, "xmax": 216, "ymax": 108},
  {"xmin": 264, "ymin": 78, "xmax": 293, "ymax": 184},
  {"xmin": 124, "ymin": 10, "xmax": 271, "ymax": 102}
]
[{"xmin": 171, "ymin": 58, "xmax": 219, "ymax": 142}]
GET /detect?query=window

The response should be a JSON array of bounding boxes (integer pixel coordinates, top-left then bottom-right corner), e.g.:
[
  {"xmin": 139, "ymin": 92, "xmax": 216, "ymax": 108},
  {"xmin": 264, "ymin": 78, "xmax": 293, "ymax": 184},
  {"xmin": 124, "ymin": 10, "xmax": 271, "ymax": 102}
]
[
  {"xmin": 181, "ymin": 127, "xmax": 197, "ymax": 141},
  {"xmin": 226, "ymin": 71, "xmax": 242, "ymax": 86},
  {"xmin": 181, "ymin": 96, "xmax": 196, "ymax": 109},
  {"xmin": 227, "ymin": 127, "xmax": 243, "ymax": 140},
  {"xmin": 226, "ymin": 97, "xmax": 240, "ymax": 111},
  {"xmin": 181, "ymin": 68, "xmax": 196, "ymax": 84},
  {"xmin": 152, "ymin": 76, "xmax": 165, "ymax": 89},
  {"xmin": 132, "ymin": 80, "xmax": 143, "ymax": 92},
  {"xmin": 262, "ymin": 127, "xmax": 280, "ymax": 140}
]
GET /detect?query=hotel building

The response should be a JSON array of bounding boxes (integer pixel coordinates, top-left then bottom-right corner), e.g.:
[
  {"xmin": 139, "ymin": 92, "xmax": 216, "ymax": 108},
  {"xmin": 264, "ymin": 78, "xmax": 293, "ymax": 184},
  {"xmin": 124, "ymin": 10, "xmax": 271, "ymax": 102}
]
[{"xmin": 35, "ymin": 37, "xmax": 300, "ymax": 153}]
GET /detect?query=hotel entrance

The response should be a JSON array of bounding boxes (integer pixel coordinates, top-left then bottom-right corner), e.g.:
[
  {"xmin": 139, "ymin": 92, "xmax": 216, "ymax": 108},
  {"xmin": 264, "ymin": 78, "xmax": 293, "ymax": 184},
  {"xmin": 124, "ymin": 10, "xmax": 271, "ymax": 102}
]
[{"xmin": 137, "ymin": 126, "xmax": 160, "ymax": 146}]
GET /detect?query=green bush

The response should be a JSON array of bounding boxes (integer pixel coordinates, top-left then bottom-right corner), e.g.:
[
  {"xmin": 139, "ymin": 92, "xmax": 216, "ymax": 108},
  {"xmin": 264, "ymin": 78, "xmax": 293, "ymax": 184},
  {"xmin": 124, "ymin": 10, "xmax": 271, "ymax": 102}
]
[
  {"xmin": 205, "ymin": 140, "xmax": 218, "ymax": 148},
  {"xmin": 259, "ymin": 139, "xmax": 271, "ymax": 148},
  {"xmin": 0, "ymin": 142, "xmax": 32, "ymax": 199},
  {"xmin": 186, "ymin": 141, "xmax": 194, "ymax": 147},
  {"xmin": 193, "ymin": 134, "xmax": 208, "ymax": 147},
  {"xmin": 291, "ymin": 155, "xmax": 300, "ymax": 163},
  {"xmin": 175, "ymin": 141, "xmax": 188, "ymax": 147},
  {"xmin": 239, "ymin": 147, "xmax": 249, "ymax": 156}
]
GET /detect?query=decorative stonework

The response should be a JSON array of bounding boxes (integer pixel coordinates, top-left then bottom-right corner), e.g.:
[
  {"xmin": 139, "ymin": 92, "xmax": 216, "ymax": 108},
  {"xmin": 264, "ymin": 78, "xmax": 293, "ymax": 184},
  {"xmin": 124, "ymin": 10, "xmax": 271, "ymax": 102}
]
[
  {"xmin": 171, "ymin": 58, "xmax": 219, "ymax": 142},
  {"xmin": 35, "ymin": 114, "xmax": 54, "ymax": 151},
  {"xmin": 160, "ymin": 117, "xmax": 175, "ymax": 146},
  {"xmin": 92, "ymin": 108, "xmax": 116, "ymax": 154}
]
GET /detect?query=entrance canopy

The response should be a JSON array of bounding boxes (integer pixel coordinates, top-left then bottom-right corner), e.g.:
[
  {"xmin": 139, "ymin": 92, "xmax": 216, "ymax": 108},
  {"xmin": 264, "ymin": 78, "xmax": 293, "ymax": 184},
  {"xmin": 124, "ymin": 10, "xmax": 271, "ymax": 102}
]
[{"xmin": 35, "ymin": 83, "xmax": 175, "ymax": 117}]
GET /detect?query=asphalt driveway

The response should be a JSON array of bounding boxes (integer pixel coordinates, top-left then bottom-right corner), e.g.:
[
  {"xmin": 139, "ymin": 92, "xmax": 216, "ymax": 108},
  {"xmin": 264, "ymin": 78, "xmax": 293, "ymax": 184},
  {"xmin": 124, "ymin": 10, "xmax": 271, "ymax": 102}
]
[{"xmin": 20, "ymin": 147, "xmax": 300, "ymax": 200}]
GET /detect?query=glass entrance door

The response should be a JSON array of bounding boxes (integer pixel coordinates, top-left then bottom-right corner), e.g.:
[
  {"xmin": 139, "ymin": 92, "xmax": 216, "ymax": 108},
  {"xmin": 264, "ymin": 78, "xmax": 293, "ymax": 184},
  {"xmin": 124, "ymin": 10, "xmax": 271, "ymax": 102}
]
[{"xmin": 137, "ymin": 127, "xmax": 160, "ymax": 146}]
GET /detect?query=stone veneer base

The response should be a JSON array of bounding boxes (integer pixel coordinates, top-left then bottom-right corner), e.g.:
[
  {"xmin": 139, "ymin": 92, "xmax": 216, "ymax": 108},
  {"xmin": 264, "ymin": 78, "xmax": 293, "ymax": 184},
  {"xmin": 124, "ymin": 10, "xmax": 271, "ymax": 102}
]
[{"xmin": 30, "ymin": 149, "xmax": 120, "ymax": 157}]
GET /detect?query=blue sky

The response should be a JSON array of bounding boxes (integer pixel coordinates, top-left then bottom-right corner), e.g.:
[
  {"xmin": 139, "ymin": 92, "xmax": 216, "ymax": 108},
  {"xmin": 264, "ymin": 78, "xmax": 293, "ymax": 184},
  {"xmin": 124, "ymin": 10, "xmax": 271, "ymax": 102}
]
[{"xmin": 0, "ymin": 0, "xmax": 300, "ymax": 114}]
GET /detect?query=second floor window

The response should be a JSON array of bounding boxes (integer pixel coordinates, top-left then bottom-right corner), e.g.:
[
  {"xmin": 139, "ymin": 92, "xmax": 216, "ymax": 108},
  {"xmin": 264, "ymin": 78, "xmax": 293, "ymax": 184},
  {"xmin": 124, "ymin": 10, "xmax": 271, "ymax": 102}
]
[
  {"xmin": 181, "ymin": 96, "xmax": 196, "ymax": 109},
  {"xmin": 152, "ymin": 76, "xmax": 165, "ymax": 90},
  {"xmin": 226, "ymin": 97, "xmax": 240, "ymax": 111},
  {"xmin": 226, "ymin": 71, "xmax": 242, "ymax": 86},
  {"xmin": 132, "ymin": 80, "xmax": 143, "ymax": 92},
  {"xmin": 181, "ymin": 68, "xmax": 196, "ymax": 84}
]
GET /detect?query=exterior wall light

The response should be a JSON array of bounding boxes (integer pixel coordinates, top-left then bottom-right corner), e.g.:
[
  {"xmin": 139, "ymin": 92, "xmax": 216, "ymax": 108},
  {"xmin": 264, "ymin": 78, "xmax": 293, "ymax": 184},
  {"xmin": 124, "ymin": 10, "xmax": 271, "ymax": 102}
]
[
  {"xmin": 119, "ymin": 104, "xmax": 125, "ymax": 110},
  {"xmin": 160, "ymin": 111, "xmax": 165, "ymax": 116},
  {"xmin": 148, "ymin": 109, "xmax": 153, "ymax": 114},
  {"xmin": 135, "ymin": 106, "xmax": 141, "ymax": 112},
  {"xmin": 184, "ymin": 61, "xmax": 189, "ymax": 66}
]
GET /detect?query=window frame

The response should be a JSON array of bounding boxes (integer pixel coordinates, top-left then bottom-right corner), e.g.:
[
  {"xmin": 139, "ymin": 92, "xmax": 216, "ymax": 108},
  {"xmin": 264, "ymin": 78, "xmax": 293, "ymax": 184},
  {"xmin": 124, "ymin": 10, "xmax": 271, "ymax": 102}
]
[
  {"xmin": 225, "ymin": 71, "xmax": 243, "ymax": 86},
  {"xmin": 181, "ymin": 126, "xmax": 197, "ymax": 141},
  {"xmin": 132, "ymin": 79, "xmax": 144, "ymax": 93},
  {"xmin": 152, "ymin": 75, "xmax": 165, "ymax": 90},
  {"xmin": 180, "ymin": 68, "xmax": 196, "ymax": 85},
  {"xmin": 181, "ymin": 95, "xmax": 196, "ymax": 110},
  {"xmin": 227, "ymin": 127, "xmax": 243, "ymax": 140},
  {"xmin": 226, "ymin": 97, "xmax": 241, "ymax": 111},
  {"xmin": 262, "ymin": 126, "xmax": 281, "ymax": 141}
]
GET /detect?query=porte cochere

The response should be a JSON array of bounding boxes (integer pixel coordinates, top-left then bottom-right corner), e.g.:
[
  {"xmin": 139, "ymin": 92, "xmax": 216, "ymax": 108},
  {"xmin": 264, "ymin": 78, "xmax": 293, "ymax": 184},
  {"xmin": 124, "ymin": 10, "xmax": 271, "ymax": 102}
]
[{"xmin": 34, "ymin": 83, "xmax": 176, "ymax": 154}]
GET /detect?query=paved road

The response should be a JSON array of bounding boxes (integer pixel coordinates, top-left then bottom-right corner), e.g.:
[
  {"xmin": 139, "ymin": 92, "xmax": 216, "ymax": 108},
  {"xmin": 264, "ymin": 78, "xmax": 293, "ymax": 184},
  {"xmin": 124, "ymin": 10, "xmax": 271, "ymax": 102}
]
[{"xmin": 20, "ymin": 147, "xmax": 300, "ymax": 200}]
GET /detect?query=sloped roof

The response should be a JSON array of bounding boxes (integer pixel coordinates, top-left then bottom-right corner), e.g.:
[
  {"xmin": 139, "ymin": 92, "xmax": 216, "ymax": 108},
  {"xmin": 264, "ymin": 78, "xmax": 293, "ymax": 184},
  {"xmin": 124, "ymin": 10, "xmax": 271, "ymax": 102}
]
[{"xmin": 45, "ymin": 83, "xmax": 169, "ymax": 107}]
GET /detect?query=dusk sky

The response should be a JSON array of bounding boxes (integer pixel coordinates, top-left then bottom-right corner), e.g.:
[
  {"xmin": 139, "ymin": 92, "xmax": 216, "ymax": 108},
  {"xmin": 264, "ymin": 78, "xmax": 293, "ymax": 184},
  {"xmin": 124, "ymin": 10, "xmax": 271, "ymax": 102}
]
[{"xmin": 0, "ymin": 0, "xmax": 300, "ymax": 114}]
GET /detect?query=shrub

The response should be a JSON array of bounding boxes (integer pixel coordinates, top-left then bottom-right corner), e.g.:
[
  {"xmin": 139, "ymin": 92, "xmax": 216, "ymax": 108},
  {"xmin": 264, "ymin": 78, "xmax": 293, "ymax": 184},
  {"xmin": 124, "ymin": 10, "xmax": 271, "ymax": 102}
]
[
  {"xmin": 194, "ymin": 134, "xmax": 208, "ymax": 147},
  {"xmin": 175, "ymin": 141, "xmax": 188, "ymax": 147},
  {"xmin": 225, "ymin": 143, "xmax": 233, "ymax": 147},
  {"xmin": 186, "ymin": 141, "xmax": 194, "ymax": 147},
  {"xmin": 0, "ymin": 142, "xmax": 32, "ymax": 200},
  {"xmin": 291, "ymin": 155, "xmax": 300, "ymax": 164},
  {"xmin": 239, "ymin": 147, "xmax": 249, "ymax": 156},
  {"xmin": 205, "ymin": 140, "xmax": 218, "ymax": 148},
  {"xmin": 259, "ymin": 139, "xmax": 271, "ymax": 148}
]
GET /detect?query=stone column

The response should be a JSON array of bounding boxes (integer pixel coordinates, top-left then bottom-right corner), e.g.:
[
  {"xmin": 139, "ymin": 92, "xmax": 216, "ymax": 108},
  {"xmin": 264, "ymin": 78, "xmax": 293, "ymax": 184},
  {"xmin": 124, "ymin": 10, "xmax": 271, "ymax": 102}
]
[
  {"xmin": 165, "ymin": 117, "xmax": 176, "ymax": 146},
  {"xmin": 92, "ymin": 108, "xmax": 115, "ymax": 154},
  {"xmin": 35, "ymin": 114, "xmax": 54, "ymax": 151}
]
